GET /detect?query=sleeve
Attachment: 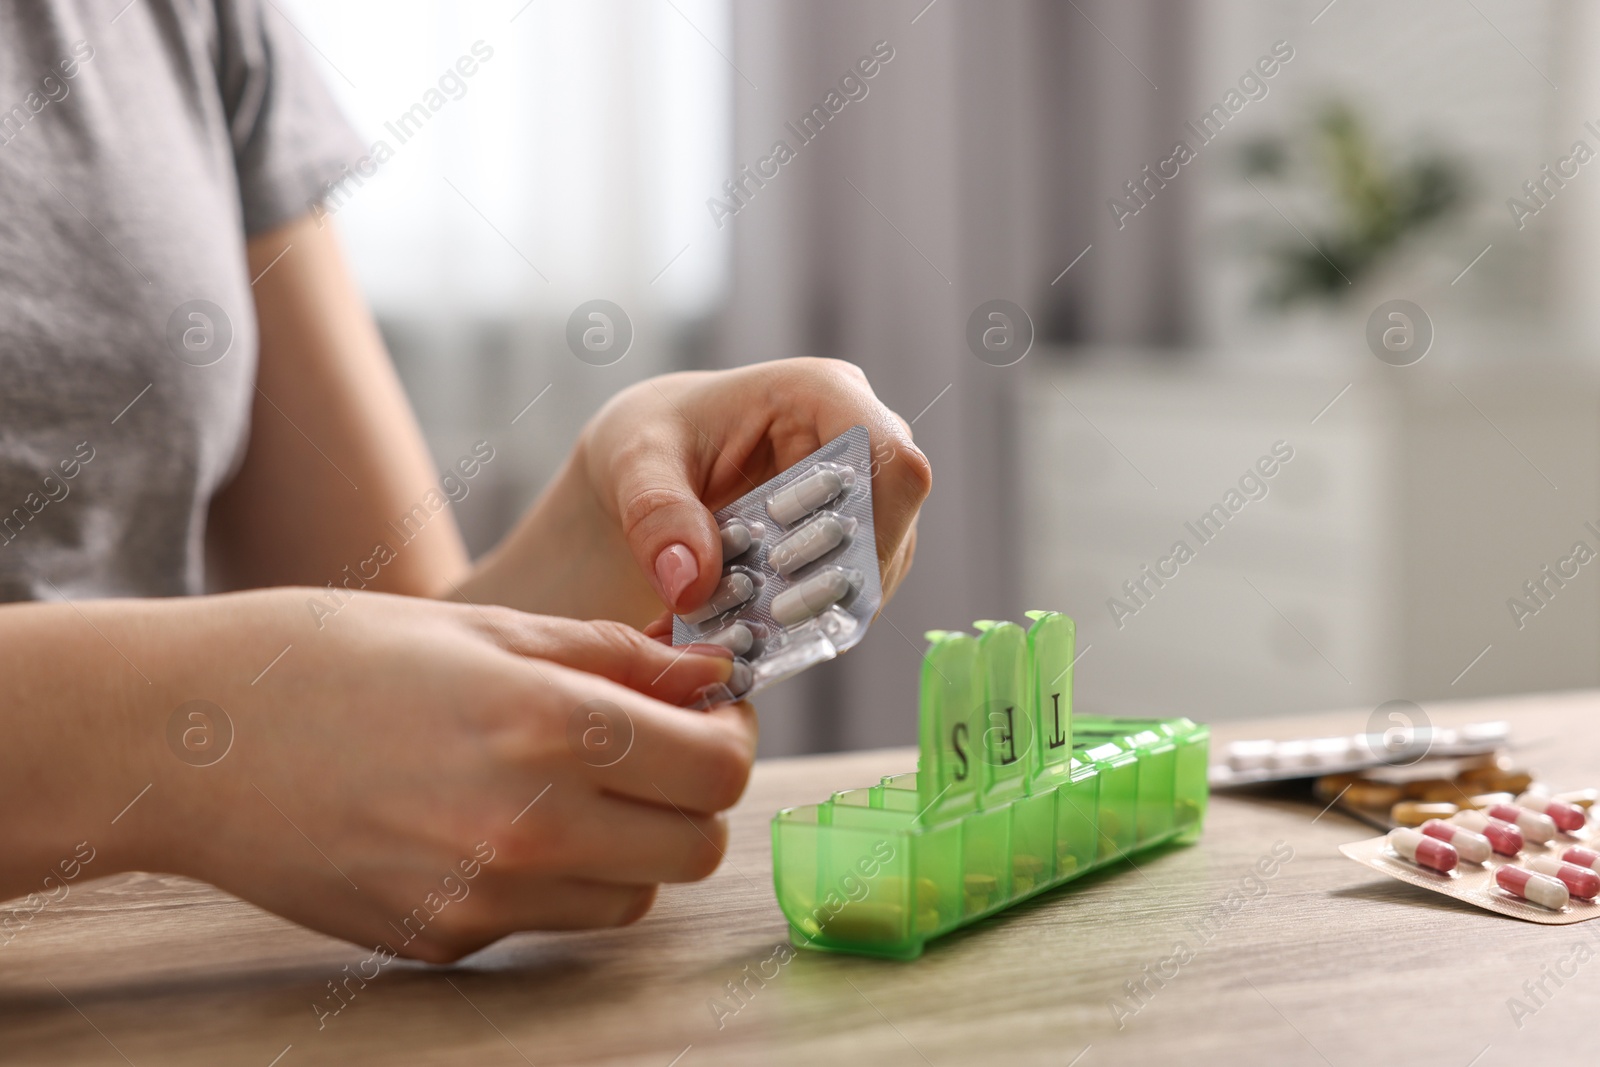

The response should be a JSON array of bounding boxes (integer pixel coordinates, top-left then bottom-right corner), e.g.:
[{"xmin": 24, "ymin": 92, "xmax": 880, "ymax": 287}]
[{"xmin": 212, "ymin": 0, "xmax": 367, "ymax": 235}]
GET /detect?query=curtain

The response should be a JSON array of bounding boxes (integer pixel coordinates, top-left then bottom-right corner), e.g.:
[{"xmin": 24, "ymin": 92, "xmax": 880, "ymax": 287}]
[{"xmin": 719, "ymin": 0, "xmax": 1198, "ymax": 753}]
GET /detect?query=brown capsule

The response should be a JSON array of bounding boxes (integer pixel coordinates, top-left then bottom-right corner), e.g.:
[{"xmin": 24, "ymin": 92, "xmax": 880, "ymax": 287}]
[
  {"xmin": 1315, "ymin": 773, "xmax": 1360, "ymax": 801},
  {"xmin": 1480, "ymin": 770, "xmax": 1533, "ymax": 794},
  {"xmin": 1403, "ymin": 778, "xmax": 1463, "ymax": 802},
  {"xmin": 1458, "ymin": 751, "xmax": 1509, "ymax": 774},
  {"xmin": 1391, "ymin": 800, "xmax": 1459, "ymax": 827},
  {"xmin": 1459, "ymin": 791, "xmax": 1513, "ymax": 810},
  {"xmin": 1457, "ymin": 756, "xmax": 1531, "ymax": 794},
  {"xmin": 1343, "ymin": 780, "xmax": 1404, "ymax": 809}
]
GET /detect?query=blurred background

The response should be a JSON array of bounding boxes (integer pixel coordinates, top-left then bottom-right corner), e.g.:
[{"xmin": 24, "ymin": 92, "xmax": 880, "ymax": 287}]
[{"xmin": 283, "ymin": 0, "xmax": 1600, "ymax": 756}]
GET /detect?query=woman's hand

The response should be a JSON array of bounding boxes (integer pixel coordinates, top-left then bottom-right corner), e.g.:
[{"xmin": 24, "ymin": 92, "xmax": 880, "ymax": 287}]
[
  {"xmin": 463, "ymin": 358, "xmax": 932, "ymax": 625},
  {"xmin": 6, "ymin": 589, "xmax": 753, "ymax": 962}
]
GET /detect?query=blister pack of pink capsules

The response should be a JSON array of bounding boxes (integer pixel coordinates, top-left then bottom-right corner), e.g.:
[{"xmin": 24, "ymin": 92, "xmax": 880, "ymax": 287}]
[
  {"xmin": 672, "ymin": 425, "xmax": 881, "ymax": 702},
  {"xmin": 1340, "ymin": 785, "xmax": 1600, "ymax": 924}
]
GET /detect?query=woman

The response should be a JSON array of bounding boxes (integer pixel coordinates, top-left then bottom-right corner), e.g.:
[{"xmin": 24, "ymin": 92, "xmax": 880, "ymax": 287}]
[{"xmin": 0, "ymin": 0, "xmax": 929, "ymax": 962}]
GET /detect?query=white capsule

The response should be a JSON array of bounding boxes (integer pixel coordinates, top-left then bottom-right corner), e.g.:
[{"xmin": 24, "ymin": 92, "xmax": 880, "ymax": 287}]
[
  {"xmin": 769, "ymin": 514, "xmax": 847, "ymax": 576},
  {"xmin": 699, "ymin": 621, "xmax": 754, "ymax": 656},
  {"xmin": 692, "ymin": 658, "xmax": 754, "ymax": 707},
  {"xmin": 771, "ymin": 568, "xmax": 853, "ymax": 626},
  {"xmin": 680, "ymin": 571, "xmax": 756, "ymax": 626},
  {"xmin": 767, "ymin": 468, "xmax": 845, "ymax": 526},
  {"xmin": 726, "ymin": 659, "xmax": 753, "ymax": 697},
  {"xmin": 720, "ymin": 522, "xmax": 753, "ymax": 559},
  {"xmin": 1225, "ymin": 740, "xmax": 1275, "ymax": 771},
  {"xmin": 1268, "ymin": 740, "xmax": 1312, "ymax": 769},
  {"xmin": 1306, "ymin": 737, "xmax": 1352, "ymax": 766}
]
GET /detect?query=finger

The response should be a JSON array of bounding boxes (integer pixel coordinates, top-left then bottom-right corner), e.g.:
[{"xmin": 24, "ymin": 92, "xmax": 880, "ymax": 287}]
[
  {"xmin": 746, "ymin": 360, "xmax": 932, "ymax": 581},
  {"xmin": 864, "ymin": 421, "xmax": 932, "ymax": 581},
  {"xmin": 642, "ymin": 611, "xmax": 675, "ymax": 643},
  {"xmin": 606, "ymin": 428, "xmax": 724, "ymax": 614},
  {"xmin": 475, "ymin": 612, "xmax": 734, "ymax": 705},
  {"xmin": 879, "ymin": 519, "xmax": 918, "ymax": 606},
  {"xmin": 532, "ymin": 791, "xmax": 730, "ymax": 884},
  {"xmin": 550, "ymin": 671, "xmax": 756, "ymax": 814},
  {"xmin": 401, "ymin": 880, "xmax": 659, "ymax": 959},
  {"xmin": 500, "ymin": 880, "xmax": 658, "ymax": 931}
]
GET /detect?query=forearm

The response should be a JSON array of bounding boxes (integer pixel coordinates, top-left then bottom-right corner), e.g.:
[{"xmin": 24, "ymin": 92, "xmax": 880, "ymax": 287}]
[
  {"xmin": 450, "ymin": 450, "xmax": 662, "ymax": 625},
  {"xmin": 0, "ymin": 599, "xmax": 178, "ymax": 903}
]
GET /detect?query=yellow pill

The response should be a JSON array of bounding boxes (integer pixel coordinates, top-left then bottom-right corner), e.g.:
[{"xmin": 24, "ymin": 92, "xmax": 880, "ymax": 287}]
[
  {"xmin": 1343, "ymin": 780, "xmax": 1404, "ymax": 809},
  {"xmin": 1390, "ymin": 800, "xmax": 1458, "ymax": 827}
]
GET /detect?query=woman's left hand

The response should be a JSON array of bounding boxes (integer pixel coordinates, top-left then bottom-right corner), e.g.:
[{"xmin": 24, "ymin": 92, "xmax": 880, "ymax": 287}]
[{"xmin": 463, "ymin": 358, "xmax": 931, "ymax": 627}]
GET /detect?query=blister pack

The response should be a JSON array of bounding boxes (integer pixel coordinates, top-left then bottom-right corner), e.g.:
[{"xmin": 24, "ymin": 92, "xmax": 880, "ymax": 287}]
[
  {"xmin": 1340, "ymin": 786, "xmax": 1600, "ymax": 924},
  {"xmin": 1210, "ymin": 721, "xmax": 1509, "ymax": 787},
  {"xmin": 672, "ymin": 425, "xmax": 882, "ymax": 701}
]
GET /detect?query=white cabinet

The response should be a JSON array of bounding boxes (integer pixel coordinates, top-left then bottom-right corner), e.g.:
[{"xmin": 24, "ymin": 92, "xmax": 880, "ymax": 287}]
[{"xmin": 1022, "ymin": 351, "xmax": 1600, "ymax": 723}]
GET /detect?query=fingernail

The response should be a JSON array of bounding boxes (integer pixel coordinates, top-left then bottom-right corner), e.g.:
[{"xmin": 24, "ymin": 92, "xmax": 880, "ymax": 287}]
[
  {"xmin": 685, "ymin": 642, "xmax": 736, "ymax": 663},
  {"xmin": 654, "ymin": 543, "xmax": 698, "ymax": 608}
]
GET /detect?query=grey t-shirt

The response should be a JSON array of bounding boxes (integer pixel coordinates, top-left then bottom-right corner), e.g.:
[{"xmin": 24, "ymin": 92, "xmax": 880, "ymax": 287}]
[{"xmin": 0, "ymin": 0, "xmax": 360, "ymax": 600}]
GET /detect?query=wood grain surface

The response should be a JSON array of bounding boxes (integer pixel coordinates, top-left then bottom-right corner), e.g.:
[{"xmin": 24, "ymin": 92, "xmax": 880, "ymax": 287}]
[{"xmin": 5, "ymin": 691, "xmax": 1599, "ymax": 1066}]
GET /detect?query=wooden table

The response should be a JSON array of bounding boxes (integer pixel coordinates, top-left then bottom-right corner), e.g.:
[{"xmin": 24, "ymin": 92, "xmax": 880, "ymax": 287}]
[{"xmin": 7, "ymin": 691, "xmax": 1599, "ymax": 1066}]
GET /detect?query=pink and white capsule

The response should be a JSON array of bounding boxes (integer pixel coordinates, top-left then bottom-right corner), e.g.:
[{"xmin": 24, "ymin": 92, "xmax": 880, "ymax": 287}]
[
  {"xmin": 1515, "ymin": 791, "xmax": 1587, "ymax": 833},
  {"xmin": 1486, "ymin": 803, "xmax": 1558, "ymax": 844},
  {"xmin": 1450, "ymin": 810, "xmax": 1525, "ymax": 856},
  {"xmin": 1420, "ymin": 819, "xmax": 1491, "ymax": 864},
  {"xmin": 1562, "ymin": 846, "xmax": 1600, "ymax": 875},
  {"xmin": 1495, "ymin": 865, "xmax": 1569, "ymax": 910},
  {"xmin": 1525, "ymin": 855, "xmax": 1600, "ymax": 900},
  {"xmin": 1387, "ymin": 827, "xmax": 1457, "ymax": 874}
]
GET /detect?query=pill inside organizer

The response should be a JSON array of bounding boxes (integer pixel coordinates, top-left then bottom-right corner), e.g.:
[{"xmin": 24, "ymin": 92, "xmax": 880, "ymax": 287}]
[
  {"xmin": 771, "ymin": 568, "xmax": 854, "ymax": 627},
  {"xmin": 768, "ymin": 468, "xmax": 846, "ymax": 526},
  {"xmin": 680, "ymin": 571, "xmax": 757, "ymax": 626},
  {"xmin": 768, "ymin": 513, "xmax": 851, "ymax": 577}
]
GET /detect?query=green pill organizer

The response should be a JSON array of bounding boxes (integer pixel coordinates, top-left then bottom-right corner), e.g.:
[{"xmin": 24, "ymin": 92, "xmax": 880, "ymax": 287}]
[{"xmin": 770, "ymin": 610, "xmax": 1209, "ymax": 959}]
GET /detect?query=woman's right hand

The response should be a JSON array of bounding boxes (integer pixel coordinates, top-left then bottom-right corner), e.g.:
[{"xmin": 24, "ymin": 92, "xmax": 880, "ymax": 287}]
[{"xmin": 17, "ymin": 588, "xmax": 754, "ymax": 962}]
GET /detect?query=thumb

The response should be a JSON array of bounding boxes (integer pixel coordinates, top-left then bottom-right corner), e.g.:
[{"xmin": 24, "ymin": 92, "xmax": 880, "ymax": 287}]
[{"xmin": 613, "ymin": 447, "xmax": 723, "ymax": 614}]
